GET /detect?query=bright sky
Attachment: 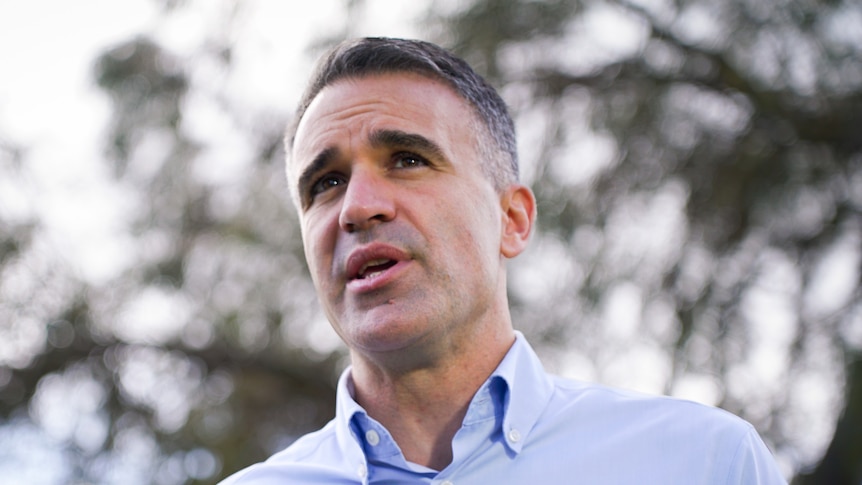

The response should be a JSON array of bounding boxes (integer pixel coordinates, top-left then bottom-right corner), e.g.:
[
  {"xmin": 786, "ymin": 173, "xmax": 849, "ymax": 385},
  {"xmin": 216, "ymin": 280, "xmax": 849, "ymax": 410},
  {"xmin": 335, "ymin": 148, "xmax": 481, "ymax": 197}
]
[
  {"xmin": 0, "ymin": 0, "xmax": 429, "ymax": 286},
  {"xmin": 0, "ymin": 2, "xmax": 429, "ymax": 482},
  {"xmin": 0, "ymin": 1, "xmax": 849, "ymax": 481}
]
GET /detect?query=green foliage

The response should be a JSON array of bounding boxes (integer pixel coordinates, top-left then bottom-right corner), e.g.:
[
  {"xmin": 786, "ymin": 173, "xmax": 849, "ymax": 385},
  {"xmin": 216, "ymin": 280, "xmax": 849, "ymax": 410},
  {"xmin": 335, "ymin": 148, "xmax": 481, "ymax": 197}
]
[
  {"xmin": 1, "ymin": 0, "xmax": 860, "ymax": 483},
  {"xmin": 433, "ymin": 0, "xmax": 862, "ymax": 481},
  {"xmin": 2, "ymin": 31, "xmax": 340, "ymax": 483}
]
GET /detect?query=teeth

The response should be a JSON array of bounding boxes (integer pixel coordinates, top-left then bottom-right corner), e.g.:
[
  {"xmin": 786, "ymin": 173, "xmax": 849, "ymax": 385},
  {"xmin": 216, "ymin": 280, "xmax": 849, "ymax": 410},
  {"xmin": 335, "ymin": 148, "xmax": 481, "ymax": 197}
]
[
  {"xmin": 363, "ymin": 269, "xmax": 386, "ymax": 280},
  {"xmin": 358, "ymin": 259, "xmax": 390, "ymax": 278}
]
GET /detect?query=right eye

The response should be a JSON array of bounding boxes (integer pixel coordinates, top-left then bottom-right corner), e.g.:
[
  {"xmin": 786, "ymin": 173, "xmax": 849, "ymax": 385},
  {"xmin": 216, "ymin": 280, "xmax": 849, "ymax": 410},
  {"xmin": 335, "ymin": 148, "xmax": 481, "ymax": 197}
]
[{"xmin": 310, "ymin": 173, "xmax": 347, "ymax": 198}]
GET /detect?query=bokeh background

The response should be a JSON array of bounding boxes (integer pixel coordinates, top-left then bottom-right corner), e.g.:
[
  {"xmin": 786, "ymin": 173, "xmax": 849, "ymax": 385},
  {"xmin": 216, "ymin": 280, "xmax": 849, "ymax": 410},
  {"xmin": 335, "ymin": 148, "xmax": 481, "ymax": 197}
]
[{"xmin": 1, "ymin": 0, "xmax": 861, "ymax": 483}]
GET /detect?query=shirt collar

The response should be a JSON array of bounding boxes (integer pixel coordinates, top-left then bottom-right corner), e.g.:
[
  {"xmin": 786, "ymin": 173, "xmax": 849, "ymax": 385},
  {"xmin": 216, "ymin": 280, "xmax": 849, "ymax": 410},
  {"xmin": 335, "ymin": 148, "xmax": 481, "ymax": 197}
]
[
  {"xmin": 332, "ymin": 368, "xmax": 369, "ymax": 466},
  {"xmin": 332, "ymin": 331, "xmax": 555, "ymax": 457},
  {"xmin": 490, "ymin": 331, "xmax": 555, "ymax": 454}
]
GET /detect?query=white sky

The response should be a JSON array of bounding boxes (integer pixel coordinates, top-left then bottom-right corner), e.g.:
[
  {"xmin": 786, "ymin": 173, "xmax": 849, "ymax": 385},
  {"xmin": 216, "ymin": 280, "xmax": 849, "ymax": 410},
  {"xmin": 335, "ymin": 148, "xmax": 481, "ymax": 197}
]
[
  {"xmin": 0, "ymin": 0, "xmax": 429, "ymax": 285},
  {"xmin": 0, "ymin": 1, "xmax": 430, "ymax": 482},
  {"xmin": 0, "ymin": 1, "xmax": 848, "ymax": 481}
]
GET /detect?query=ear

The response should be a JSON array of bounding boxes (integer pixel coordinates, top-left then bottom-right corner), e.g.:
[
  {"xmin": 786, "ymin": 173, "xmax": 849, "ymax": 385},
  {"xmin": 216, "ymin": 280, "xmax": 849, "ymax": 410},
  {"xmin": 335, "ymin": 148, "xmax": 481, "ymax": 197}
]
[{"xmin": 500, "ymin": 184, "xmax": 536, "ymax": 258}]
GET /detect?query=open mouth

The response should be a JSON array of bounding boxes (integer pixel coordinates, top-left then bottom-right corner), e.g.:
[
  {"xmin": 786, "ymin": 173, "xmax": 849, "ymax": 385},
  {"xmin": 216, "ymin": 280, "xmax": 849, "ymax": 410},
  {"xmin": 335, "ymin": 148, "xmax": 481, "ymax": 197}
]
[
  {"xmin": 345, "ymin": 244, "xmax": 410, "ymax": 287},
  {"xmin": 356, "ymin": 259, "xmax": 397, "ymax": 280}
]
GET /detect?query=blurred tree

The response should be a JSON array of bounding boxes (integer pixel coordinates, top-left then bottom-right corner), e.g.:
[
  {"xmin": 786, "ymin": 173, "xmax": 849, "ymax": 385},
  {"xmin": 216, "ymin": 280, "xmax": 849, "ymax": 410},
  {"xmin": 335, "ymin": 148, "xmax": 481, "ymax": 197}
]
[
  {"xmin": 430, "ymin": 0, "xmax": 862, "ymax": 482},
  {"xmin": 1, "ymin": 0, "xmax": 860, "ymax": 483},
  {"xmin": 795, "ymin": 356, "xmax": 862, "ymax": 485},
  {"xmin": 2, "ymin": 12, "xmax": 342, "ymax": 485}
]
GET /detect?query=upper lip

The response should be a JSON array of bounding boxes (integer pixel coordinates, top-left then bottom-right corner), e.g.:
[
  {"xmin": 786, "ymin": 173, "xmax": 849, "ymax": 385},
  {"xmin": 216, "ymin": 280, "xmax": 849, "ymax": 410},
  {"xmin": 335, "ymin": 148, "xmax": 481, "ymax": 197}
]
[{"xmin": 345, "ymin": 243, "xmax": 410, "ymax": 281}]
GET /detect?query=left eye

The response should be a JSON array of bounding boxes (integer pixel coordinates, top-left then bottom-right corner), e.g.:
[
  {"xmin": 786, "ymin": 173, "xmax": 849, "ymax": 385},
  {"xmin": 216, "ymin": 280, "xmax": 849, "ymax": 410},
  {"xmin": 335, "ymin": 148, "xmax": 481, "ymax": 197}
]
[{"xmin": 393, "ymin": 153, "xmax": 427, "ymax": 168}]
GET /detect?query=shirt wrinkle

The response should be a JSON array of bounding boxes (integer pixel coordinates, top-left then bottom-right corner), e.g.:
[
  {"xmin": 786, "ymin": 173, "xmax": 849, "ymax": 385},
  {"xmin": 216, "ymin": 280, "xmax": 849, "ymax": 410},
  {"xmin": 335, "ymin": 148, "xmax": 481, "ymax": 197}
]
[{"xmin": 219, "ymin": 331, "xmax": 787, "ymax": 484}]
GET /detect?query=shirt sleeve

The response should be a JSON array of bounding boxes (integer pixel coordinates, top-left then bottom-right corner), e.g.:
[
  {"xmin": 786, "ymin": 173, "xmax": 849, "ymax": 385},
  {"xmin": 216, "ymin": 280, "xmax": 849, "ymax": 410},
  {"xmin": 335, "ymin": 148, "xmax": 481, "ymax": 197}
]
[{"xmin": 725, "ymin": 425, "xmax": 787, "ymax": 485}]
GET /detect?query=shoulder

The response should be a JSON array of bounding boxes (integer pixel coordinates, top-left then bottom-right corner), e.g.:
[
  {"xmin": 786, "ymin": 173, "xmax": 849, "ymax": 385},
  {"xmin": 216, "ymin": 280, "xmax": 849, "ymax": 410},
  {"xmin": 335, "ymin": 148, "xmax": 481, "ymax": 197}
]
[
  {"xmin": 549, "ymin": 376, "xmax": 747, "ymax": 430},
  {"xmin": 267, "ymin": 420, "xmax": 341, "ymax": 463},
  {"xmin": 218, "ymin": 420, "xmax": 358, "ymax": 484},
  {"xmin": 530, "ymin": 378, "xmax": 786, "ymax": 483},
  {"xmin": 546, "ymin": 377, "xmax": 754, "ymax": 441}
]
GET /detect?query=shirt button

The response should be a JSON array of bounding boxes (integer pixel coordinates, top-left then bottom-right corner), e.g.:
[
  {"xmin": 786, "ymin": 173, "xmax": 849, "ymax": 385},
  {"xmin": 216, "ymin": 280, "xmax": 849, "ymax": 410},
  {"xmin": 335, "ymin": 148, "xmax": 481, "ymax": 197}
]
[
  {"xmin": 365, "ymin": 429, "xmax": 380, "ymax": 446},
  {"xmin": 357, "ymin": 463, "xmax": 367, "ymax": 478},
  {"xmin": 507, "ymin": 429, "xmax": 521, "ymax": 443},
  {"xmin": 441, "ymin": 481, "xmax": 454, "ymax": 485}
]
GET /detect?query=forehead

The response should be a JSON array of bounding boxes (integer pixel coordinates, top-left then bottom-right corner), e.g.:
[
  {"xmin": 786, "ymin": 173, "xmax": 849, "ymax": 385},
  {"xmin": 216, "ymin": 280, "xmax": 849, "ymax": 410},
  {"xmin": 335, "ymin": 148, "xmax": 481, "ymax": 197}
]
[{"xmin": 288, "ymin": 73, "xmax": 476, "ymax": 174}]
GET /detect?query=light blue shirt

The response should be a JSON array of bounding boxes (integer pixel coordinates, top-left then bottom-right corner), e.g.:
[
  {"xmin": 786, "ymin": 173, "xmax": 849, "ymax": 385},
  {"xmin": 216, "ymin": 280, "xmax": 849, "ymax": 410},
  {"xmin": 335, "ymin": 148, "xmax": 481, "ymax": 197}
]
[{"xmin": 220, "ymin": 332, "xmax": 786, "ymax": 484}]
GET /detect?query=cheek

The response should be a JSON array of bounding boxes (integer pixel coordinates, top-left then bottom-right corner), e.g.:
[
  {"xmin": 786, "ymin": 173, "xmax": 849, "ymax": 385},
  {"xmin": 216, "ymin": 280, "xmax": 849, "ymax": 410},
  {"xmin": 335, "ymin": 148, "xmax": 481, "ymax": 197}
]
[
  {"xmin": 435, "ymin": 194, "xmax": 501, "ymax": 262},
  {"xmin": 456, "ymin": 189, "xmax": 502, "ymax": 238},
  {"xmin": 301, "ymin": 220, "xmax": 333, "ymax": 278}
]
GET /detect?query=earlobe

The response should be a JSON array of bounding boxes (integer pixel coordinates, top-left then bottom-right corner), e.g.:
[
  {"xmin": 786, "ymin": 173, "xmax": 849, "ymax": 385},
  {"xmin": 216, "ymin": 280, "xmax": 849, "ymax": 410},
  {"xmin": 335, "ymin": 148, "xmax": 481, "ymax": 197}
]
[{"xmin": 500, "ymin": 184, "xmax": 536, "ymax": 258}]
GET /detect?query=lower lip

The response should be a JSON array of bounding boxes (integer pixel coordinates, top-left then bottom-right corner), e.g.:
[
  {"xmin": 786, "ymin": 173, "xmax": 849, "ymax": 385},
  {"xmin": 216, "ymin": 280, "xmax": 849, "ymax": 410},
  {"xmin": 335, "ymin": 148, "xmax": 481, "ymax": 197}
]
[{"xmin": 346, "ymin": 260, "xmax": 411, "ymax": 293}]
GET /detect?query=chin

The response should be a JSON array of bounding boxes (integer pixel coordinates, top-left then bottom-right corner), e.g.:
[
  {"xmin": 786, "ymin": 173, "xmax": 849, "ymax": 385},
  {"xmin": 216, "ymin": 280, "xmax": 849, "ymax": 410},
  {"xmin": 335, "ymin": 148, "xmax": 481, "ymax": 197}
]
[{"xmin": 347, "ymin": 316, "xmax": 434, "ymax": 355}]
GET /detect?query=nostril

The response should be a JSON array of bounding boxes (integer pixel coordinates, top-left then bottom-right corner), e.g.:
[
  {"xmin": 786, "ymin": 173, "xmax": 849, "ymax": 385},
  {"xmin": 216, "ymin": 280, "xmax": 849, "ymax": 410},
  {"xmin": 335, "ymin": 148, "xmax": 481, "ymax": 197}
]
[
  {"xmin": 337, "ymin": 170, "xmax": 397, "ymax": 230},
  {"xmin": 339, "ymin": 201, "xmax": 396, "ymax": 231}
]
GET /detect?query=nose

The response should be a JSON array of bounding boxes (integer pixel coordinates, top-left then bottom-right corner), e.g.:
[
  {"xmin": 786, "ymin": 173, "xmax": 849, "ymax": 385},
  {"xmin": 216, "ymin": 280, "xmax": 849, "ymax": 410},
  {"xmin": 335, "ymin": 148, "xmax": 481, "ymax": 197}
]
[{"xmin": 338, "ymin": 167, "xmax": 396, "ymax": 232}]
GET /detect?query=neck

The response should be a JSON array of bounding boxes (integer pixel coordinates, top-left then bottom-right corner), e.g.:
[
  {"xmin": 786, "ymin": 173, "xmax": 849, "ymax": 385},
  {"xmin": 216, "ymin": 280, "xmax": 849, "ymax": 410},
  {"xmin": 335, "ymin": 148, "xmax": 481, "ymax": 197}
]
[{"xmin": 350, "ymin": 323, "xmax": 515, "ymax": 470}]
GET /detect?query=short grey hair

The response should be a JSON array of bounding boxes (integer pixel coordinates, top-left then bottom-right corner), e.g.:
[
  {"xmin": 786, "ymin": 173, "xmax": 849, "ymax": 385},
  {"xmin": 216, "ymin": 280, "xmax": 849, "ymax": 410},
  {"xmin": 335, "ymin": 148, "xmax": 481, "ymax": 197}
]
[{"xmin": 286, "ymin": 37, "xmax": 518, "ymax": 190}]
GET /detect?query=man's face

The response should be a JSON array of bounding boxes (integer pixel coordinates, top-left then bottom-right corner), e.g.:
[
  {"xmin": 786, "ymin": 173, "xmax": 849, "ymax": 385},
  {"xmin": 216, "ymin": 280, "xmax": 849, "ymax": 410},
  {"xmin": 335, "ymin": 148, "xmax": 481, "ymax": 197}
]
[{"xmin": 289, "ymin": 73, "xmax": 509, "ymax": 359}]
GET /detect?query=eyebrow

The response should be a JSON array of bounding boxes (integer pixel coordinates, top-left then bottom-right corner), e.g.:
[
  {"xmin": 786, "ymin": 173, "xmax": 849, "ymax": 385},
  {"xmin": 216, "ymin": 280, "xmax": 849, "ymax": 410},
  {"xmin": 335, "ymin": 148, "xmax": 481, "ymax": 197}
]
[
  {"xmin": 368, "ymin": 129, "xmax": 446, "ymax": 161},
  {"xmin": 297, "ymin": 145, "xmax": 339, "ymax": 205},
  {"xmin": 295, "ymin": 129, "xmax": 447, "ymax": 206}
]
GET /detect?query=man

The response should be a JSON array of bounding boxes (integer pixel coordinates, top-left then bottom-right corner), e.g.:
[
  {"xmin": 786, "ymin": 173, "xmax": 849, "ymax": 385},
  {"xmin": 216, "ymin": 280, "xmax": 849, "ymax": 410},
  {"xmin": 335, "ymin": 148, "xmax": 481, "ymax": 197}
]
[{"xmin": 220, "ymin": 37, "xmax": 785, "ymax": 484}]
